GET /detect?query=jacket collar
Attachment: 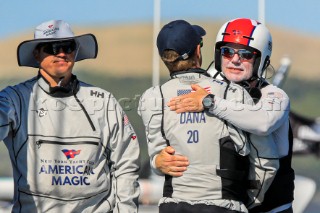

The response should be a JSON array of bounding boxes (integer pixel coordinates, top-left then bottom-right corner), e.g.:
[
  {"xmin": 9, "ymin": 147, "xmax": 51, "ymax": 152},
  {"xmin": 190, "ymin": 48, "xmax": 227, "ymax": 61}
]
[
  {"xmin": 37, "ymin": 72, "xmax": 80, "ymax": 97},
  {"xmin": 170, "ymin": 68, "xmax": 210, "ymax": 79}
]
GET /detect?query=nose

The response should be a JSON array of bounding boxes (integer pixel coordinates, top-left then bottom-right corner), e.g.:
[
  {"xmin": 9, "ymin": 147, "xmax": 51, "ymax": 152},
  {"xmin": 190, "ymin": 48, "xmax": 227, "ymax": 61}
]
[
  {"xmin": 231, "ymin": 52, "xmax": 241, "ymax": 63},
  {"xmin": 56, "ymin": 47, "xmax": 67, "ymax": 55}
]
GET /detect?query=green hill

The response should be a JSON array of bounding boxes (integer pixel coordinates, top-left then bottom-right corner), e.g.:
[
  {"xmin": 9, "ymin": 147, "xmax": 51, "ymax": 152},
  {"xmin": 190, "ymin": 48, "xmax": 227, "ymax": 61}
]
[{"xmin": 1, "ymin": 21, "xmax": 320, "ymax": 81}]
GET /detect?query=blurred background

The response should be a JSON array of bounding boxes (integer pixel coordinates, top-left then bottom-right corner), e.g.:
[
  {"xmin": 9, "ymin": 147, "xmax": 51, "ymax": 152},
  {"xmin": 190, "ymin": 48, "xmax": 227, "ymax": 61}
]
[{"xmin": 0, "ymin": 0, "xmax": 319, "ymax": 212}]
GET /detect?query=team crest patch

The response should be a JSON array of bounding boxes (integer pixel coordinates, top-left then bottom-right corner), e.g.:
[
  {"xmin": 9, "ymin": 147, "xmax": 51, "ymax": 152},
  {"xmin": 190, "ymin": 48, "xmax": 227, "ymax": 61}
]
[
  {"xmin": 62, "ymin": 149, "xmax": 81, "ymax": 159},
  {"xmin": 32, "ymin": 108, "xmax": 48, "ymax": 117}
]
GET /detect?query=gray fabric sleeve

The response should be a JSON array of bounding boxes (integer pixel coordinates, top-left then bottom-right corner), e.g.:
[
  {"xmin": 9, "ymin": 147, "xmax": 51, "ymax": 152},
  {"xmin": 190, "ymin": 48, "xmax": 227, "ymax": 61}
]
[
  {"xmin": 0, "ymin": 90, "xmax": 18, "ymax": 140},
  {"xmin": 236, "ymin": 86, "xmax": 280, "ymax": 208},
  {"xmin": 222, "ymin": 84, "xmax": 279, "ymax": 208},
  {"xmin": 209, "ymin": 85, "xmax": 290, "ymax": 136},
  {"xmin": 247, "ymin": 134, "xmax": 279, "ymax": 209},
  {"xmin": 138, "ymin": 87, "xmax": 167, "ymax": 176},
  {"xmin": 108, "ymin": 95, "xmax": 140, "ymax": 213}
]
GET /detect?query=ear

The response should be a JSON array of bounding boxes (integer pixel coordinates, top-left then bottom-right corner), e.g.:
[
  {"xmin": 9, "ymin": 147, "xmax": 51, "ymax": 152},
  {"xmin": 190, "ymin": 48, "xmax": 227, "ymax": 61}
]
[{"xmin": 195, "ymin": 44, "xmax": 201, "ymax": 59}]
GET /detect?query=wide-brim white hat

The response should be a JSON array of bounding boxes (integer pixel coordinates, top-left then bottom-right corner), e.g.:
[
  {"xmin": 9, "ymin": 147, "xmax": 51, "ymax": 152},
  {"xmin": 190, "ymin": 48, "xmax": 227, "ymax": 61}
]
[{"xmin": 17, "ymin": 20, "xmax": 98, "ymax": 68}]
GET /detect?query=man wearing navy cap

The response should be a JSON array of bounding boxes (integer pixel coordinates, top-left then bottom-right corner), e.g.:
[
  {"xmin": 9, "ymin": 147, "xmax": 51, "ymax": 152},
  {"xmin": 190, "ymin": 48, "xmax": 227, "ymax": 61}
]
[{"xmin": 137, "ymin": 20, "xmax": 268, "ymax": 213}]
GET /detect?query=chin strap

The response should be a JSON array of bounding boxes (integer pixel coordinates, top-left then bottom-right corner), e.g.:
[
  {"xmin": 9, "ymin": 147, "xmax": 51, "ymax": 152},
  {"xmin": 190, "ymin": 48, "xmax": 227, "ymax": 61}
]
[
  {"xmin": 205, "ymin": 60, "xmax": 215, "ymax": 72},
  {"xmin": 57, "ymin": 76, "xmax": 65, "ymax": 87}
]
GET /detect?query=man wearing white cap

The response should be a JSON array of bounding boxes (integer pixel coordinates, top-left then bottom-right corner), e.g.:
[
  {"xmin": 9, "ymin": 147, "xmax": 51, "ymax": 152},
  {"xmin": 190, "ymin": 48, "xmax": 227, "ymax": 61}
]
[
  {"xmin": 138, "ymin": 20, "xmax": 278, "ymax": 213},
  {"xmin": 166, "ymin": 18, "xmax": 294, "ymax": 213},
  {"xmin": 1, "ymin": 20, "xmax": 140, "ymax": 213}
]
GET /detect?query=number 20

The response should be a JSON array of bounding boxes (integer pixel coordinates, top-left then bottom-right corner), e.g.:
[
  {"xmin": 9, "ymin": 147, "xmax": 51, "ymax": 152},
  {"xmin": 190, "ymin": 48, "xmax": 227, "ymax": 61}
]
[{"xmin": 187, "ymin": 130, "xmax": 199, "ymax": 143}]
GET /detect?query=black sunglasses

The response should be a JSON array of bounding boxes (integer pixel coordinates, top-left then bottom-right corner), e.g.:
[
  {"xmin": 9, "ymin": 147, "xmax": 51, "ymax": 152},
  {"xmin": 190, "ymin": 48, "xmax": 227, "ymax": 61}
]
[
  {"xmin": 220, "ymin": 46, "xmax": 256, "ymax": 60},
  {"xmin": 200, "ymin": 39, "xmax": 203, "ymax": 48},
  {"xmin": 40, "ymin": 40, "xmax": 77, "ymax": 55}
]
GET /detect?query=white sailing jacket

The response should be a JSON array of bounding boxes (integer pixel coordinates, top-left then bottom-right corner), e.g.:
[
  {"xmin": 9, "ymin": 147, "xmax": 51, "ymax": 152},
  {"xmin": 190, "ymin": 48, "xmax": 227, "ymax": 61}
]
[
  {"xmin": 208, "ymin": 70, "xmax": 293, "ymax": 210},
  {"xmin": 0, "ymin": 74, "xmax": 140, "ymax": 213}
]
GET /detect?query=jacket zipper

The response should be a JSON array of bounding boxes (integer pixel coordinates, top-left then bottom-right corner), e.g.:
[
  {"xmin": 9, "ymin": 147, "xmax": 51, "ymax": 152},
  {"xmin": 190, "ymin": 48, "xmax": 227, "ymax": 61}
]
[
  {"xmin": 73, "ymin": 93, "xmax": 96, "ymax": 131},
  {"xmin": 36, "ymin": 140, "xmax": 99, "ymax": 149}
]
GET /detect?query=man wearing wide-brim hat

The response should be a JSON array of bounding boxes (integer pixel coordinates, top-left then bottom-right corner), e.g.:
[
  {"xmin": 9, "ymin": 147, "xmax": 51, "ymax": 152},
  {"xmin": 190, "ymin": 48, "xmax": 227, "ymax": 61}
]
[
  {"xmin": 17, "ymin": 19, "xmax": 98, "ymax": 87},
  {"xmin": 1, "ymin": 20, "xmax": 140, "ymax": 213}
]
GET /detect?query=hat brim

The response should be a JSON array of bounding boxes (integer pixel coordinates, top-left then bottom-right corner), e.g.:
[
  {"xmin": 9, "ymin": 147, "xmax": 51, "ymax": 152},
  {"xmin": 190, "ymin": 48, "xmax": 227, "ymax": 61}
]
[
  {"xmin": 17, "ymin": 33, "xmax": 98, "ymax": 68},
  {"xmin": 192, "ymin": 25, "xmax": 206, "ymax": 37}
]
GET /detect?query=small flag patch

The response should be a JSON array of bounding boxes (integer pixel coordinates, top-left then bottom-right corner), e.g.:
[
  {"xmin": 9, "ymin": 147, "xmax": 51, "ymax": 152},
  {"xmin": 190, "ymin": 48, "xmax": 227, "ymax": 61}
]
[
  {"xmin": 62, "ymin": 149, "xmax": 81, "ymax": 159},
  {"xmin": 123, "ymin": 114, "xmax": 130, "ymax": 126},
  {"xmin": 177, "ymin": 86, "xmax": 211, "ymax": 96}
]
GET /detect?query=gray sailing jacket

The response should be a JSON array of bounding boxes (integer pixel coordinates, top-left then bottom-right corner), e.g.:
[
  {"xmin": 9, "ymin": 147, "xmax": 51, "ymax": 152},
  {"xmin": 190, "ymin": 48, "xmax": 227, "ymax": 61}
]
[
  {"xmin": 138, "ymin": 70, "xmax": 279, "ymax": 212},
  {"xmin": 0, "ymin": 74, "xmax": 140, "ymax": 213},
  {"xmin": 208, "ymin": 70, "xmax": 291, "ymax": 209}
]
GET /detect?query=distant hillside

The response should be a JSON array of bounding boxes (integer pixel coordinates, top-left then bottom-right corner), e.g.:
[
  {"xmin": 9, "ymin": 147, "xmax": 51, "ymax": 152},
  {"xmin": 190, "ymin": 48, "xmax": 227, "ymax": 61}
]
[{"xmin": 1, "ymin": 21, "xmax": 319, "ymax": 80}]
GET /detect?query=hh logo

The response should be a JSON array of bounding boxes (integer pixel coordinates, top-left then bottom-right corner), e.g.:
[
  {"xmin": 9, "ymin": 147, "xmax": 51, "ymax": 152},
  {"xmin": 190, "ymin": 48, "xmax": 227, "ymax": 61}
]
[
  {"xmin": 90, "ymin": 90, "xmax": 104, "ymax": 98},
  {"xmin": 228, "ymin": 87, "xmax": 237, "ymax": 93},
  {"xmin": 62, "ymin": 149, "xmax": 81, "ymax": 159}
]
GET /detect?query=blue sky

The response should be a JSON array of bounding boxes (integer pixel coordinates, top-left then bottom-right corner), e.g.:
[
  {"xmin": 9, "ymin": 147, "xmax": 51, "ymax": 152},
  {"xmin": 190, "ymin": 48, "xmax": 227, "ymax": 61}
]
[{"xmin": 0, "ymin": 0, "xmax": 319, "ymax": 39}]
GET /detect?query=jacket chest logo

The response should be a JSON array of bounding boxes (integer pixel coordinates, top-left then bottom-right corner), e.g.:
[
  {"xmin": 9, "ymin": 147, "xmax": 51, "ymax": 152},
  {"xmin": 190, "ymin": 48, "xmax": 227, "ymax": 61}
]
[
  {"xmin": 33, "ymin": 108, "xmax": 48, "ymax": 117},
  {"xmin": 90, "ymin": 90, "xmax": 104, "ymax": 98},
  {"xmin": 62, "ymin": 149, "xmax": 81, "ymax": 159}
]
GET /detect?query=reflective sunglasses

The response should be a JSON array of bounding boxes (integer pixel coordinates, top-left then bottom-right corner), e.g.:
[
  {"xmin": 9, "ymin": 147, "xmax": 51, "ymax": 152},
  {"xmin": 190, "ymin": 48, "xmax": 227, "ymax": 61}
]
[
  {"xmin": 220, "ymin": 46, "xmax": 256, "ymax": 60},
  {"xmin": 40, "ymin": 40, "xmax": 77, "ymax": 55},
  {"xmin": 200, "ymin": 39, "xmax": 203, "ymax": 48}
]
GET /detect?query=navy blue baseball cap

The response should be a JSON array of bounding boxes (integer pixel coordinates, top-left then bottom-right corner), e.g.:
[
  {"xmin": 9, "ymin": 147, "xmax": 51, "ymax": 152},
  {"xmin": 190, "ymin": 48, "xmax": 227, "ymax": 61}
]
[{"xmin": 157, "ymin": 20, "xmax": 206, "ymax": 60}]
